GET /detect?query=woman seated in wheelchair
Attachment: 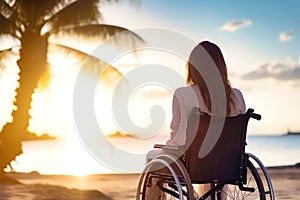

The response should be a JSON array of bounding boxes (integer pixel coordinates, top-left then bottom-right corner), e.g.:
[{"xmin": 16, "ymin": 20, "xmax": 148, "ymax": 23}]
[{"xmin": 146, "ymin": 41, "xmax": 246, "ymax": 199}]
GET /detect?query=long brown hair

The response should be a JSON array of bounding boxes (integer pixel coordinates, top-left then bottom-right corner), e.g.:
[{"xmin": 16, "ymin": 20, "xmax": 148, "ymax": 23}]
[{"xmin": 186, "ymin": 41, "xmax": 235, "ymax": 115}]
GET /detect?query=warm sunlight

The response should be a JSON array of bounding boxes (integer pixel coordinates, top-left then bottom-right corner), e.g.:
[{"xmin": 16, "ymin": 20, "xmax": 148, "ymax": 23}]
[{"xmin": 59, "ymin": 137, "xmax": 105, "ymax": 177}]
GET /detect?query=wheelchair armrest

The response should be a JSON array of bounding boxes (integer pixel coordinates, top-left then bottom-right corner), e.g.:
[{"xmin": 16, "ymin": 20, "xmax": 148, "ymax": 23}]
[
  {"xmin": 154, "ymin": 144, "xmax": 167, "ymax": 148},
  {"xmin": 154, "ymin": 144, "xmax": 183, "ymax": 151}
]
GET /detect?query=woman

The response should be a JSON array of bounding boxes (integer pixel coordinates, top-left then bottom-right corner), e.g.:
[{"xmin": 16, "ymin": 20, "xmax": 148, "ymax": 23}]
[
  {"xmin": 166, "ymin": 41, "xmax": 246, "ymax": 146},
  {"xmin": 146, "ymin": 41, "xmax": 246, "ymax": 199}
]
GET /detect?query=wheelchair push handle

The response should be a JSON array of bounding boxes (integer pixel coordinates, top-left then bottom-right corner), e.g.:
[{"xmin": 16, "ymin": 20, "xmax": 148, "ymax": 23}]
[
  {"xmin": 250, "ymin": 113, "xmax": 261, "ymax": 120},
  {"xmin": 247, "ymin": 108, "xmax": 261, "ymax": 120}
]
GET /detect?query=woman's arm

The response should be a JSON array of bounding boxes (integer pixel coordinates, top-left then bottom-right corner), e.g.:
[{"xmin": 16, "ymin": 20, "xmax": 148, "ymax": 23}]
[{"xmin": 166, "ymin": 88, "xmax": 188, "ymax": 146}]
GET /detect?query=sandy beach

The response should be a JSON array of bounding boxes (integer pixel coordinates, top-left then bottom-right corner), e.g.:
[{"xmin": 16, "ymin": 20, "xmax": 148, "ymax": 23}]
[{"xmin": 0, "ymin": 165, "xmax": 300, "ymax": 200}]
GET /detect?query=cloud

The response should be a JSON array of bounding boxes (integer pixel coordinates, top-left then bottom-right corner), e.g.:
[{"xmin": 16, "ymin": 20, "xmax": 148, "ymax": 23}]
[
  {"xmin": 242, "ymin": 58, "xmax": 300, "ymax": 81},
  {"xmin": 220, "ymin": 19, "xmax": 253, "ymax": 32},
  {"xmin": 279, "ymin": 31, "xmax": 294, "ymax": 42}
]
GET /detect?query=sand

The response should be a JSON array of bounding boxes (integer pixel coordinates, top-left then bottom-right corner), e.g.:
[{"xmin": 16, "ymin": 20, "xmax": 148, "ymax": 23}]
[
  {"xmin": 265, "ymin": 167, "xmax": 300, "ymax": 199},
  {"xmin": 0, "ymin": 165, "xmax": 299, "ymax": 200}
]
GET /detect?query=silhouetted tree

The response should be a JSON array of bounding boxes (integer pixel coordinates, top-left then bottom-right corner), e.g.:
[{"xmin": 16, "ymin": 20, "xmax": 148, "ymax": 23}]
[{"xmin": 0, "ymin": 0, "xmax": 141, "ymax": 173}]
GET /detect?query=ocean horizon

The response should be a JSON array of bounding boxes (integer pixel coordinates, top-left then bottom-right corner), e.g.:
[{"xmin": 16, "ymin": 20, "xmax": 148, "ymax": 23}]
[{"xmin": 10, "ymin": 134, "xmax": 300, "ymax": 175}]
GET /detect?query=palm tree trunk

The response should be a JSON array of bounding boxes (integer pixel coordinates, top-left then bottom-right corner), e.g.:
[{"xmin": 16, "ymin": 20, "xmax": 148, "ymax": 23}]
[{"xmin": 0, "ymin": 32, "xmax": 48, "ymax": 173}]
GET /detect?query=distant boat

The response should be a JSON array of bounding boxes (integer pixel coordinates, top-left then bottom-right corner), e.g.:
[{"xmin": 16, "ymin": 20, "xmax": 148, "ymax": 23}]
[{"xmin": 286, "ymin": 129, "xmax": 300, "ymax": 135}]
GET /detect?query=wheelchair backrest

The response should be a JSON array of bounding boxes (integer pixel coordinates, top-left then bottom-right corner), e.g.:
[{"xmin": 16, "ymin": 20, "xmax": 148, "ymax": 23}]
[{"xmin": 185, "ymin": 107, "xmax": 255, "ymax": 184}]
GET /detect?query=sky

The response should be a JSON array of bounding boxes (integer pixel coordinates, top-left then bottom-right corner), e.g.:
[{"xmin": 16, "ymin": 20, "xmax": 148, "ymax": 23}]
[{"xmin": 98, "ymin": 0, "xmax": 300, "ymax": 135}]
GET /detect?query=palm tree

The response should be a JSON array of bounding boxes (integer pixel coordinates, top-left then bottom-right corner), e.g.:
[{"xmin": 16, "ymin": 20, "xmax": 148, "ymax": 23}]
[{"xmin": 0, "ymin": 0, "xmax": 142, "ymax": 173}]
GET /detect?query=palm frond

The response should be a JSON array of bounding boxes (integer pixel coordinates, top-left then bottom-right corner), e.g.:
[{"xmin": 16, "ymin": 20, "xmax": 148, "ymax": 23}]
[
  {"xmin": 2, "ymin": 2, "xmax": 22, "ymax": 34},
  {"xmin": 48, "ymin": 43, "xmax": 124, "ymax": 84},
  {"xmin": 53, "ymin": 24, "xmax": 143, "ymax": 40},
  {"xmin": 0, "ymin": 15, "xmax": 16, "ymax": 36},
  {"xmin": 48, "ymin": 43, "xmax": 97, "ymax": 63},
  {"xmin": 28, "ymin": 0, "xmax": 67, "ymax": 20},
  {"xmin": 44, "ymin": 0, "xmax": 99, "ymax": 20},
  {"xmin": 50, "ymin": 24, "xmax": 144, "ymax": 53},
  {"xmin": 10, "ymin": 0, "xmax": 67, "ymax": 28},
  {"xmin": 0, "ymin": 47, "xmax": 18, "ymax": 73},
  {"xmin": 0, "ymin": 47, "xmax": 14, "ymax": 59},
  {"xmin": 44, "ymin": 0, "xmax": 101, "ymax": 34},
  {"xmin": 0, "ymin": 0, "xmax": 14, "ymax": 18},
  {"xmin": 0, "ymin": 33, "xmax": 20, "ymax": 48}
]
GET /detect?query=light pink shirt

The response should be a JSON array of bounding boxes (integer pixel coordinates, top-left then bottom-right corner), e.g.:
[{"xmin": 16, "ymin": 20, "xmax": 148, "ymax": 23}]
[{"xmin": 166, "ymin": 85, "xmax": 246, "ymax": 146}]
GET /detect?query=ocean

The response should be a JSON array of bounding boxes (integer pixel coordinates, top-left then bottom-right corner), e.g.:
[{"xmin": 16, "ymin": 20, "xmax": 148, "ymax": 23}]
[
  {"xmin": 11, "ymin": 134, "xmax": 300, "ymax": 175},
  {"xmin": 246, "ymin": 134, "xmax": 300, "ymax": 167}
]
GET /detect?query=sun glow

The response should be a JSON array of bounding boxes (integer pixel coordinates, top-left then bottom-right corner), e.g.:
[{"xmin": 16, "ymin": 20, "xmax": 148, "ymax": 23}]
[
  {"xmin": 59, "ymin": 137, "xmax": 103, "ymax": 177},
  {"xmin": 20, "ymin": 49, "xmax": 133, "ymax": 175},
  {"xmin": 12, "ymin": 36, "xmax": 185, "ymax": 175}
]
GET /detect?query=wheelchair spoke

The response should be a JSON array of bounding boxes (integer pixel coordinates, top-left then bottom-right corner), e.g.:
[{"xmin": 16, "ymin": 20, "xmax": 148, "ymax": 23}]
[
  {"xmin": 137, "ymin": 157, "xmax": 193, "ymax": 200},
  {"xmin": 218, "ymin": 160, "xmax": 265, "ymax": 200}
]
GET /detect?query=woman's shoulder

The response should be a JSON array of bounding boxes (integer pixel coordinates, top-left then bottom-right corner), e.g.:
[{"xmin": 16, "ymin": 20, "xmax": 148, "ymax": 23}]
[
  {"xmin": 232, "ymin": 88, "xmax": 244, "ymax": 97},
  {"xmin": 175, "ymin": 85, "xmax": 198, "ymax": 92},
  {"xmin": 174, "ymin": 85, "xmax": 198, "ymax": 96},
  {"xmin": 231, "ymin": 87, "xmax": 246, "ymax": 114}
]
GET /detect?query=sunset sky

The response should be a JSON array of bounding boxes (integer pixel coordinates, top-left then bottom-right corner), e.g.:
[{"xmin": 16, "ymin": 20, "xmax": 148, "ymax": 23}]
[{"xmin": 98, "ymin": 0, "xmax": 300, "ymax": 135}]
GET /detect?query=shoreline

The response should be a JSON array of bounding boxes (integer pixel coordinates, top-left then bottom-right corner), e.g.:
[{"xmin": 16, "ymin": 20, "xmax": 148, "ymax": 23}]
[
  {"xmin": 266, "ymin": 162, "xmax": 300, "ymax": 169},
  {"xmin": 1, "ymin": 163, "xmax": 300, "ymax": 200}
]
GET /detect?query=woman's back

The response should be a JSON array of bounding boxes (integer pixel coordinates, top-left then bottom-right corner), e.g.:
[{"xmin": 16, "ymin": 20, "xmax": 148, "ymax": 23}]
[{"xmin": 167, "ymin": 85, "xmax": 246, "ymax": 146}]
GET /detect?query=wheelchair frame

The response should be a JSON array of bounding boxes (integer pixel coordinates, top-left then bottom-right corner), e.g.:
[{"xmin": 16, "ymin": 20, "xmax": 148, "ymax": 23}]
[{"xmin": 136, "ymin": 108, "xmax": 275, "ymax": 200}]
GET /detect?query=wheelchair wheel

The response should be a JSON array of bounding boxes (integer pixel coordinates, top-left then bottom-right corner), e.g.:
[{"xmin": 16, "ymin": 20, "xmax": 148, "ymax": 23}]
[
  {"xmin": 247, "ymin": 153, "xmax": 275, "ymax": 200},
  {"xmin": 136, "ymin": 156, "xmax": 194, "ymax": 200},
  {"xmin": 220, "ymin": 159, "xmax": 266, "ymax": 200}
]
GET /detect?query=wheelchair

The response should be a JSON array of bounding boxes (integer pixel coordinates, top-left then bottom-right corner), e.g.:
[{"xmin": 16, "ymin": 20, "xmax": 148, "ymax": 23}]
[{"xmin": 136, "ymin": 108, "xmax": 275, "ymax": 200}]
